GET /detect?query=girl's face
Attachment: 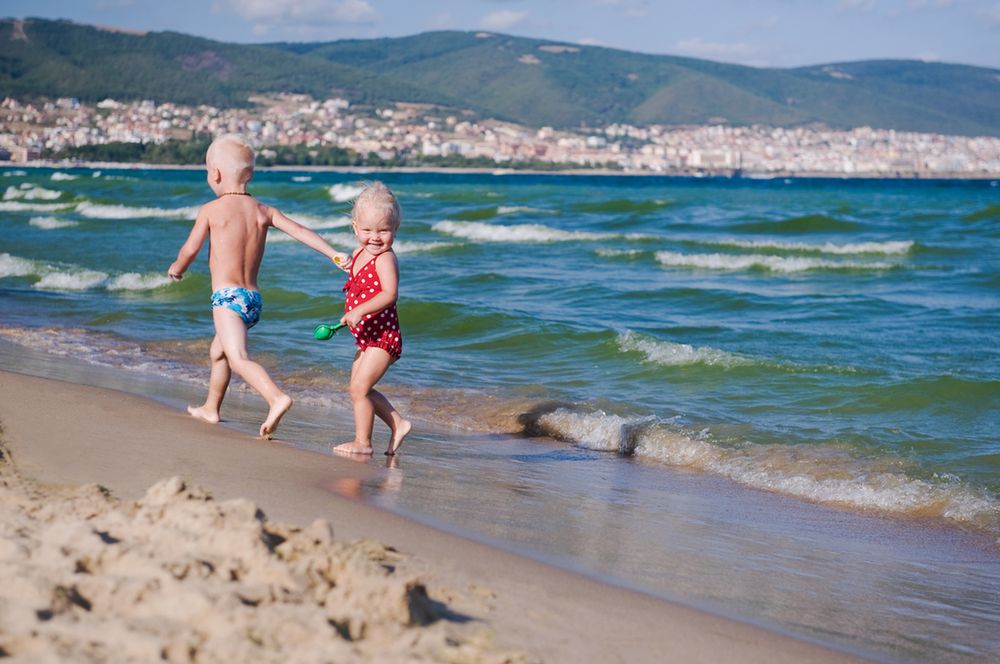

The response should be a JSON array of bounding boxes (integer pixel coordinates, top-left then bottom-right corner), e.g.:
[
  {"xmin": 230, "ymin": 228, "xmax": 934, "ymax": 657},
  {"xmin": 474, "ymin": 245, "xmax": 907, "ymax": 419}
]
[{"xmin": 353, "ymin": 204, "xmax": 396, "ymax": 257}]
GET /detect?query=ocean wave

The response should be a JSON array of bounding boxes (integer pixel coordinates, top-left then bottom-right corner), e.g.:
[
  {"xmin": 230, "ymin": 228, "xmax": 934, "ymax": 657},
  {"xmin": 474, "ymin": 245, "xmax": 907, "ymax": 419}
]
[
  {"xmin": 0, "ymin": 253, "xmax": 35, "ymax": 278},
  {"xmin": 291, "ymin": 175, "xmax": 312, "ymax": 182},
  {"xmin": 654, "ymin": 251, "xmax": 896, "ymax": 273},
  {"xmin": 734, "ymin": 214, "xmax": 865, "ymax": 233},
  {"xmin": 288, "ymin": 213, "xmax": 352, "ymax": 230},
  {"xmin": 618, "ymin": 331, "xmax": 753, "ymax": 368},
  {"xmin": 528, "ymin": 408, "xmax": 1000, "ymax": 532},
  {"xmin": 392, "ymin": 240, "xmax": 462, "ymax": 254},
  {"xmin": 0, "ymin": 200, "xmax": 70, "ymax": 212},
  {"xmin": 75, "ymin": 201, "xmax": 199, "ymax": 219},
  {"xmin": 4, "ymin": 185, "xmax": 63, "ymax": 201},
  {"xmin": 51, "ymin": 172, "xmax": 79, "ymax": 181},
  {"xmin": 697, "ymin": 239, "xmax": 915, "ymax": 256},
  {"xmin": 329, "ymin": 183, "xmax": 364, "ymax": 202},
  {"xmin": 434, "ymin": 220, "xmax": 611, "ymax": 243},
  {"xmin": 497, "ymin": 205, "xmax": 555, "ymax": 216},
  {"xmin": 2, "ymin": 170, "xmax": 28, "ymax": 177},
  {"xmin": 29, "ymin": 216, "xmax": 79, "ymax": 230},
  {"xmin": 0, "ymin": 252, "xmax": 173, "ymax": 292}
]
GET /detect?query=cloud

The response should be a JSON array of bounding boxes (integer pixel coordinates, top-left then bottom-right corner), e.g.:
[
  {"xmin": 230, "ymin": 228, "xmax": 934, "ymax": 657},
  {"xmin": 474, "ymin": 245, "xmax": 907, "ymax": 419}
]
[
  {"xmin": 228, "ymin": 0, "xmax": 378, "ymax": 29},
  {"xmin": 480, "ymin": 10, "xmax": 528, "ymax": 31},
  {"xmin": 672, "ymin": 37, "xmax": 764, "ymax": 65},
  {"xmin": 837, "ymin": 0, "xmax": 876, "ymax": 11}
]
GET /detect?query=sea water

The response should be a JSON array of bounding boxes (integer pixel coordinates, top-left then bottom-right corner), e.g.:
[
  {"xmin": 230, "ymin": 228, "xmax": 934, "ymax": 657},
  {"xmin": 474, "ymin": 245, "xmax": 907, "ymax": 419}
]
[{"xmin": 1, "ymin": 166, "xmax": 998, "ymax": 661}]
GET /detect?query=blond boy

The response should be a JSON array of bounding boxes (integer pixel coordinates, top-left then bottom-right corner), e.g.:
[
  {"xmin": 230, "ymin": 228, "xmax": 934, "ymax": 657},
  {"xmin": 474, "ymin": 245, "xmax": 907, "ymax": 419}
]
[{"xmin": 168, "ymin": 135, "xmax": 350, "ymax": 438}]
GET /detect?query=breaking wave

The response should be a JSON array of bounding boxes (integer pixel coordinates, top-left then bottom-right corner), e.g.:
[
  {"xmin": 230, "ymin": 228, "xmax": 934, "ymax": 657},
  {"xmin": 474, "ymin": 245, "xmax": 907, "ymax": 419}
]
[{"xmin": 654, "ymin": 251, "xmax": 896, "ymax": 273}]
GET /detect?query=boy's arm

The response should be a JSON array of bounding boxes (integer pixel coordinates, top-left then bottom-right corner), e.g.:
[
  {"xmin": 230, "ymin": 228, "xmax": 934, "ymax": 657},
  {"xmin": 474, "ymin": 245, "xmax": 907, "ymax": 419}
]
[
  {"xmin": 269, "ymin": 207, "xmax": 352, "ymax": 271},
  {"xmin": 341, "ymin": 253, "xmax": 399, "ymax": 328},
  {"xmin": 167, "ymin": 207, "xmax": 210, "ymax": 280}
]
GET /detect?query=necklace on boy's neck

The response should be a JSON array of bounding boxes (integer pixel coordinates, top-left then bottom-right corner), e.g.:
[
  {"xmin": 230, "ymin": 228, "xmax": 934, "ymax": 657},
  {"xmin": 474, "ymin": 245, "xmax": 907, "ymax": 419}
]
[{"xmin": 221, "ymin": 191, "xmax": 251, "ymax": 197}]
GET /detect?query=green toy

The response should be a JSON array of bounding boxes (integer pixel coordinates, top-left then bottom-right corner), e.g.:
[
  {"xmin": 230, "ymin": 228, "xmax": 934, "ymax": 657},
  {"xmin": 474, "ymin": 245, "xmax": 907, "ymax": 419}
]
[{"xmin": 313, "ymin": 322, "xmax": 348, "ymax": 340}]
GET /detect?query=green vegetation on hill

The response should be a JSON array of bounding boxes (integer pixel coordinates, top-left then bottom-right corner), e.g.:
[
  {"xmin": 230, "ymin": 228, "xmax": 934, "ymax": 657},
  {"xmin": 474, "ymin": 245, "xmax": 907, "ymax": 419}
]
[{"xmin": 3, "ymin": 18, "xmax": 999, "ymax": 136}]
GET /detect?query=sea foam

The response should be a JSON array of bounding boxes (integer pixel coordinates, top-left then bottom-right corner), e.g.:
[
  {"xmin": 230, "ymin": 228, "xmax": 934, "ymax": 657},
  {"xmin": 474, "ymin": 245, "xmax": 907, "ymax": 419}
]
[
  {"xmin": 4, "ymin": 184, "xmax": 63, "ymax": 201},
  {"xmin": 433, "ymin": 220, "xmax": 608, "ymax": 243},
  {"xmin": 531, "ymin": 407, "xmax": 1000, "ymax": 531},
  {"xmin": 618, "ymin": 330, "xmax": 752, "ymax": 368},
  {"xmin": 700, "ymin": 239, "xmax": 915, "ymax": 255},
  {"xmin": 75, "ymin": 202, "xmax": 199, "ymax": 219},
  {"xmin": 655, "ymin": 251, "xmax": 895, "ymax": 273},
  {"xmin": 329, "ymin": 183, "xmax": 365, "ymax": 202},
  {"xmin": 29, "ymin": 216, "xmax": 79, "ymax": 230}
]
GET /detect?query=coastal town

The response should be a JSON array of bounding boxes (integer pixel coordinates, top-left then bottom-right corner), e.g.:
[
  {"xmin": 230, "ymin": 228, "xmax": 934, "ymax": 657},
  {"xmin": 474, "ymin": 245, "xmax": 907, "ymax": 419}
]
[{"xmin": 2, "ymin": 93, "xmax": 999, "ymax": 177}]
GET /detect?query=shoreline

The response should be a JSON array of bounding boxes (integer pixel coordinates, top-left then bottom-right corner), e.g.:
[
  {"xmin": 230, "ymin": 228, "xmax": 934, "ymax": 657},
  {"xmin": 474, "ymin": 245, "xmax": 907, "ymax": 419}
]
[
  {"xmin": 0, "ymin": 368, "xmax": 872, "ymax": 663},
  {"xmin": 5, "ymin": 159, "xmax": 1000, "ymax": 181}
]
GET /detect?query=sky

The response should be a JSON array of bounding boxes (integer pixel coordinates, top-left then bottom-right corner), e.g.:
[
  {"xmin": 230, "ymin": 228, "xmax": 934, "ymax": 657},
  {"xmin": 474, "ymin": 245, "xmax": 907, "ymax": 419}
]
[{"xmin": 5, "ymin": 0, "xmax": 1000, "ymax": 69}]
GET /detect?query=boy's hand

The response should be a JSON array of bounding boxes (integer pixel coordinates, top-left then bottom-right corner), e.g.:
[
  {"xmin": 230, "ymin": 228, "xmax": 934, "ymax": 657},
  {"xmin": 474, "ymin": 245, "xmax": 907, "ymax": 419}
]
[
  {"xmin": 167, "ymin": 262, "xmax": 184, "ymax": 281},
  {"xmin": 332, "ymin": 252, "xmax": 352, "ymax": 272}
]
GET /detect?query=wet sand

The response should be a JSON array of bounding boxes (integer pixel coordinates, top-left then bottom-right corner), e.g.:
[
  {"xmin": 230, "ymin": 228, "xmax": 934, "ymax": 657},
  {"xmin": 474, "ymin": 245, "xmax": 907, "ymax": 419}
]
[{"xmin": 0, "ymin": 369, "xmax": 870, "ymax": 663}]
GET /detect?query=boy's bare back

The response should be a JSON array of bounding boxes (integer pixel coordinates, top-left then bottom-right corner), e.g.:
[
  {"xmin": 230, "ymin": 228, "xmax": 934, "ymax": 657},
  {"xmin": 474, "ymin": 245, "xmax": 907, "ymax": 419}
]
[{"xmin": 200, "ymin": 195, "xmax": 280, "ymax": 291}]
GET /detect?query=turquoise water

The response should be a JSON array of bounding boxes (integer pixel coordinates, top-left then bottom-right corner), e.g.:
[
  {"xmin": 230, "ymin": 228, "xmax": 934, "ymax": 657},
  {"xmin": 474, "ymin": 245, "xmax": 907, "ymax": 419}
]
[{"xmin": 2, "ymin": 166, "xmax": 1000, "ymax": 660}]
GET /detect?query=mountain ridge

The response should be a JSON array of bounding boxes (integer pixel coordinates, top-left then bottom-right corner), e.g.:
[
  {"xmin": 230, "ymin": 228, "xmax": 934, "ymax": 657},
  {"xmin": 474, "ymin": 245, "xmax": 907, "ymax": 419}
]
[{"xmin": 2, "ymin": 18, "xmax": 998, "ymax": 136}]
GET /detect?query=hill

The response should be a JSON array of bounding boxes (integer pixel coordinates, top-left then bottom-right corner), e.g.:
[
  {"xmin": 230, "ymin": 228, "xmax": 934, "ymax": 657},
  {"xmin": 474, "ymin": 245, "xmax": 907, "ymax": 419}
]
[{"xmin": 2, "ymin": 18, "xmax": 999, "ymax": 136}]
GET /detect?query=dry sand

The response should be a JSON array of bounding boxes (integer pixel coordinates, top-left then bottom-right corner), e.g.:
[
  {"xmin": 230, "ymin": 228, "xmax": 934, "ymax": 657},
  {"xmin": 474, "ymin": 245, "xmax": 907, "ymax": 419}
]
[{"xmin": 0, "ymin": 370, "xmax": 871, "ymax": 663}]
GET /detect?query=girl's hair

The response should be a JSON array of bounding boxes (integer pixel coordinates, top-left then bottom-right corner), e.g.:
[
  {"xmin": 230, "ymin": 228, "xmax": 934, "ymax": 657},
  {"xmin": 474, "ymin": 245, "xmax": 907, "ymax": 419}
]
[
  {"xmin": 352, "ymin": 181, "xmax": 401, "ymax": 228},
  {"xmin": 206, "ymin": 134, "xmax": 255, "ymax": 183}
]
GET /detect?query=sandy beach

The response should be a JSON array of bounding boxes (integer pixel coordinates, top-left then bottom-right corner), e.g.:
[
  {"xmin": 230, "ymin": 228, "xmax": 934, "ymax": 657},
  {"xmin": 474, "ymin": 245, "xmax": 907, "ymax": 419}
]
[{"xmin": 0, "ymin": 369, "xmax": 871, "ymax": 662}]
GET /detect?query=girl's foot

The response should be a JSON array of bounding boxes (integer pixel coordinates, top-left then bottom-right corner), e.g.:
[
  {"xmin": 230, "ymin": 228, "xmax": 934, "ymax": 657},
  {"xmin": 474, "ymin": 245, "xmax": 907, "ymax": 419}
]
[
  {"xmin": 187, "ymin": 405, "xmax": 220, "ymax": 424},
  {"xmin": 334, "ymin": 441, "xmax": 374, "ymax": 456},
  {"xmin": 385, "ymin": 418, "xmax": 411, "ymax": 456},
  {"xmin": 260, "ymin": 394, "xmax": 293, "ymax": 439}
]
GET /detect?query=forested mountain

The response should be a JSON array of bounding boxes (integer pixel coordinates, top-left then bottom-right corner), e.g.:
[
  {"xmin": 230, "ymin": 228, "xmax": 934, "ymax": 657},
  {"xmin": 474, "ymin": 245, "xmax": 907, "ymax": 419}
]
[{"xmin": 3, "ymin": 18, "xmax": 999, "ymax": 136}]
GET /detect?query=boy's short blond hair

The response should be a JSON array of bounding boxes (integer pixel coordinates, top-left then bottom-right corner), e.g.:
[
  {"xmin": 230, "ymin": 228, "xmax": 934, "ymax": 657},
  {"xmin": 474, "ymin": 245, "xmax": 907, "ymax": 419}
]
[
  {"xmin": 352, "ymin": 181, "xmax": 401, "ymax": 229},
  {"xmin": 206, "ymin": 134, "xmax": 255, "ymax": 183}
]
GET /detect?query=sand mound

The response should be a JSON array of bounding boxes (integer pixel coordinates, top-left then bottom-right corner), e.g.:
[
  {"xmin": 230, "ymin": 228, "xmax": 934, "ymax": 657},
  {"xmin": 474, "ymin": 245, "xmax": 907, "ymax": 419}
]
[{"xmin": 0, "ymin": 443, "xmax": 524, "ymax": 663}]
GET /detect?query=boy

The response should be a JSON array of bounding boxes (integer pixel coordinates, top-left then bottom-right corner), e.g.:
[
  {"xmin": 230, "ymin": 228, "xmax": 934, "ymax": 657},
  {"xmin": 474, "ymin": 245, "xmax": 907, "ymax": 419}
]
[{"xmin": 168, "ymin": 134, "xmax": 350, "ymax": 438}]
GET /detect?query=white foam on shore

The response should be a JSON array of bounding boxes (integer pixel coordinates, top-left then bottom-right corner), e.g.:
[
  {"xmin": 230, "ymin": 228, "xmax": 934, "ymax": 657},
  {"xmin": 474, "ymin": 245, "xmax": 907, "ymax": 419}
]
[
  {"xmin": 702, "ymin": 239, "xmax": 915, "ymax": 255},
  {"xmin": 655, "ymin": 251, "xmax": 895, "ymax": 273},
  {"xmin": 618, "ymin": 331, "xmax": 752, "ymax": 368},
  {"xmin": 531, "ymin": 408, "xmax": 1000, "ymax": 531},
  {"xmin": 29, "ymin": 216, "xmax": 79, "ymax": 230},
  {"xmin": 329, "ymin": 183, "xmax": 365, "ymax": 202},
  {"xmin": 75, "ymin": 201, "xmax": 199, "ymax": 219},
  {"xmin": 4, "ymin": 185, "xmax": 63, "ymax": 201},
  {"xmin": 433, "ymin": 220, "xmax": 608, "ymax": 243}
]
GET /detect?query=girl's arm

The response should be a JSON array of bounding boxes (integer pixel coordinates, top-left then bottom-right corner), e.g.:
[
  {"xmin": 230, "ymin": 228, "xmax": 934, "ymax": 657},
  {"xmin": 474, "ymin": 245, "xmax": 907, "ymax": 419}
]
[
  {"xmin": 341, "ymin": 253, "xmax": 399, "ymax": 328},
  {"xmin": 167, "ymin": 207, "xmax": 210, "ymax": 280},
  {"xmin": 269, "ymin": 207, "xmax": 351, "ymax": 271}
]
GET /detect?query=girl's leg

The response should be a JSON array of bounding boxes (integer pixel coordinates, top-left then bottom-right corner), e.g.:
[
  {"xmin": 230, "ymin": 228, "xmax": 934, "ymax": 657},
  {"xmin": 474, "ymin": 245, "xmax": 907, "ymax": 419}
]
[{"xmin": 335, "ymin": 348, "xmax": 409, "ymax": 455}]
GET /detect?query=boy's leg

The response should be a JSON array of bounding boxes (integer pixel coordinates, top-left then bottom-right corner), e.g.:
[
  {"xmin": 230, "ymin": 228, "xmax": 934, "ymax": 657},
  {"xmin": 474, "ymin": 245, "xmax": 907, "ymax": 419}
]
[
  {"xmin": 187, "ymin": 334, "xmax": 231, "ymax": 423},
  {"xmin": 212, "ymin": 307, "xmax": 292, "ymax": 438},
  {"xmin": 335, "ymin": 348, "xmax": 397, "ymax": 455}
]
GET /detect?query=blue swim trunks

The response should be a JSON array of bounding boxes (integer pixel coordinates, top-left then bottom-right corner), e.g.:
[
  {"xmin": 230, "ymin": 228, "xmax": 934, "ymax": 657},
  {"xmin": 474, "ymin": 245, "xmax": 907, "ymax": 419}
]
[{"xmin": 211, "ymin": 287, "xmax": 263, "ymax": 329}]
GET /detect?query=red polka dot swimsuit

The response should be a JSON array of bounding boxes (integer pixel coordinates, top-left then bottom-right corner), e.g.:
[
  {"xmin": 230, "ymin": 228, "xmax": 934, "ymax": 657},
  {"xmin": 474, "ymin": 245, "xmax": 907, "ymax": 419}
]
[{"xmin": 343, "ymin": 251, "xmax": 403, "ymax": 360}]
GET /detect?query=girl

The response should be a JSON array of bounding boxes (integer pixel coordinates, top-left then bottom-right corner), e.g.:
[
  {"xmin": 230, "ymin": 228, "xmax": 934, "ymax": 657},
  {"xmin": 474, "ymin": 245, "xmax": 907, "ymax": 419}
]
[{"xmin": 334, "ymin": 182, "xmax": 411, "ymax": 456}]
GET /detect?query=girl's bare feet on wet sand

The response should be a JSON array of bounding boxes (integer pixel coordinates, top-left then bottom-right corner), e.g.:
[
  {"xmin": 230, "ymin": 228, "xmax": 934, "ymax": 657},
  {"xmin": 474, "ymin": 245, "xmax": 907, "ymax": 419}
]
[
  {"xmin": 186, "ymin": 405, "xmax": 220, "ymax": 424},
  {"xmin": 334, "ymin": 441, "xmax": 375, "ymax": 456},
  {"xmin": 260, "ymin": 394, "xmax": 293, "ymax": 439},
  {"xmin": 385, "ymin": 418, "xmax": 411, "ymax": 456}
]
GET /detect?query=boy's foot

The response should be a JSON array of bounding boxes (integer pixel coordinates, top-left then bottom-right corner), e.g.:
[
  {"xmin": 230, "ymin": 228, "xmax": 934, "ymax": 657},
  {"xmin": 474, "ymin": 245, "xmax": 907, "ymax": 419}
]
[
  {"xmin": 260, "ymin": 394, "xmax": 293, "ymax": 439},
  {"xmin": 334, "ymin": 441, "xmax": 375, "ymax": 456},
  {"xmin": 187, "ymin": 405, "xmax": 220, "ymax": 424},
  {"xmin": 385, "ymin": 419, "xmax": 412, "ymax": 456}
]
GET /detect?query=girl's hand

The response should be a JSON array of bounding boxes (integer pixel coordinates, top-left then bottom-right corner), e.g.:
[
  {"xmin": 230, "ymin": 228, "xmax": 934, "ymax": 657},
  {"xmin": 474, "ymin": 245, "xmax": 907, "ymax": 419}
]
[
  {"xmin": 332, "ymin": 252, "xmax": 353, "ymax": 272},
  {"xmin": 340, "ymin": 311, "xmax": 363, "ymax": 329}
]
